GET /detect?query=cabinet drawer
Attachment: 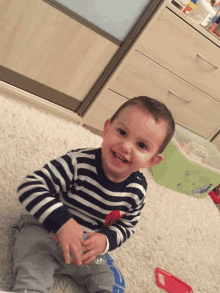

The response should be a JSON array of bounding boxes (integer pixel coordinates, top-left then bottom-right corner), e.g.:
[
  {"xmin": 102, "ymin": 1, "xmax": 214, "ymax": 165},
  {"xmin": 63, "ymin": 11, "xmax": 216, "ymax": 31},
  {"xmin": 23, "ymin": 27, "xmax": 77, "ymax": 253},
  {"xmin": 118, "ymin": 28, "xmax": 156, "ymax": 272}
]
[
  {"xmin": 136, "ymin": 8, "xmax": 220, "ymax": 102},
  {"xmin": 83, "ymin": 90, "xmax": 128, "ymax": 131},
  {"xmin": 111, "ymin": 51, "xmax": 220, "ymax": 138}
]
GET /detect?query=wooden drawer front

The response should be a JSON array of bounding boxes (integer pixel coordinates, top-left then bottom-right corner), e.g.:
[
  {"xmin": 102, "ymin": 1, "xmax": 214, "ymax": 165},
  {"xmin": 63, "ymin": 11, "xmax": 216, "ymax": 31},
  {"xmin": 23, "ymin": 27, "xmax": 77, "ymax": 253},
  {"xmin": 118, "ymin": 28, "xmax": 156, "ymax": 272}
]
[
  {"xmin": 136, "ymin": 8, "xmax": 220, "ymax": 102},
  {"xmin": 84, "ymin": 90, "xmax": 128, "ymax": 131},
  {"xmin": 111, "ymin": 51, "xmax": 220, "ymax": 138}
]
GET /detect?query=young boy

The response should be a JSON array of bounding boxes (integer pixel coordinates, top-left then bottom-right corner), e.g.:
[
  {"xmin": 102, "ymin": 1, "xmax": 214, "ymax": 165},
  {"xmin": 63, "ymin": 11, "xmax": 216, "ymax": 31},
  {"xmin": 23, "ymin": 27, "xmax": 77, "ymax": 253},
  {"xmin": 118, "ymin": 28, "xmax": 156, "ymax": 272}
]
[{"xmin": 11, "ymin": 96, "xmax": 175, "ymax": 293}]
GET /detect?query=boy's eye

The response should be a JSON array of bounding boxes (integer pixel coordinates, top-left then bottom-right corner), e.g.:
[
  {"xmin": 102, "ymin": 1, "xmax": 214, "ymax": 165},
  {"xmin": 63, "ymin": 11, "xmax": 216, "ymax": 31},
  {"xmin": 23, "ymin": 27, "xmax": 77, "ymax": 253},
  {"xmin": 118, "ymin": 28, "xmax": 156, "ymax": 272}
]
[
  {"xmin": 118, "ymin": 129, "xmax": 126, "ymax": 136},
  {"xmin": 138, "ymin": 142, "xmax": 147, "ymax": 149}
]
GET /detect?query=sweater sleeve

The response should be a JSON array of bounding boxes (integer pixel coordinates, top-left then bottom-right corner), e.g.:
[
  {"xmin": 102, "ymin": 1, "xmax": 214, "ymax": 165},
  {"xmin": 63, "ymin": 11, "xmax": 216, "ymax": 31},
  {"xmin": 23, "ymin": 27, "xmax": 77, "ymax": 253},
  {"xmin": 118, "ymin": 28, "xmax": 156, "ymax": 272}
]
[
  {"xmin": 16, "ymin": 151, "xmax": 77, "ymax": 233},
  {"xmin": 99, "ymin": 193, "xmax": 146, "ymax": 252}
]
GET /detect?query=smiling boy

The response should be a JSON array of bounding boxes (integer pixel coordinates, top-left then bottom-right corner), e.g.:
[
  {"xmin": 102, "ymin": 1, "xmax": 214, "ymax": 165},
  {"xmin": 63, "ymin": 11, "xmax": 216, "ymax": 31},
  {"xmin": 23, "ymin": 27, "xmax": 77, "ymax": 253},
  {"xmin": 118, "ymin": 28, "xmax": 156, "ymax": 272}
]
[
  {"xmin": 102, "ymin": 104, "xmax": 169, "ymax": 183},
  {"xmin": 11, "ymin": 96, "xmax": 175, "ymax": 293}
]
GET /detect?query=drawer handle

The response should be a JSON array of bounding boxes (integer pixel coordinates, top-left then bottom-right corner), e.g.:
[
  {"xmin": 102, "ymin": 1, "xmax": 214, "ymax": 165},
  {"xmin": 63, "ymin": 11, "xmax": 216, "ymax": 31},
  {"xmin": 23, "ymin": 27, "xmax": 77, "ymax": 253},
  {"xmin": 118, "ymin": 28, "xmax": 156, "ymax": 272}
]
[
  {"xmin": 168, "ymin": 89, "xmax": 190, "ymax": 104},
  {"xmin": 197, "ymin": 53, "xmax": 218, "ymax": 69}
]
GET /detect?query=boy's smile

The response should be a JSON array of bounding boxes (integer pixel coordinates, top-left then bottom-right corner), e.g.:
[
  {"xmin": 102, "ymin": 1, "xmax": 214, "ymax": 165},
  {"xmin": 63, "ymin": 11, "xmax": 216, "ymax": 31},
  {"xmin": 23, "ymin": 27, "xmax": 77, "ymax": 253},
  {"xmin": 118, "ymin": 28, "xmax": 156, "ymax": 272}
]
[{"xmin": 101, "ymin": 105, "xmax": 167, "ymax": 182}]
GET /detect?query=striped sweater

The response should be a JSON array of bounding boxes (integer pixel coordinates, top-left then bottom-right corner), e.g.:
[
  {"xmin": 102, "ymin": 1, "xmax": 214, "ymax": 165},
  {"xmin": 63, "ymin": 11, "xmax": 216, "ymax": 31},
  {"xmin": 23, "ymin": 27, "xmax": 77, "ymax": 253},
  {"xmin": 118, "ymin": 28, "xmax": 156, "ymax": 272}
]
[{"xmin": 17, "ymin": 148, "xmax": 147, "ymax": 252}]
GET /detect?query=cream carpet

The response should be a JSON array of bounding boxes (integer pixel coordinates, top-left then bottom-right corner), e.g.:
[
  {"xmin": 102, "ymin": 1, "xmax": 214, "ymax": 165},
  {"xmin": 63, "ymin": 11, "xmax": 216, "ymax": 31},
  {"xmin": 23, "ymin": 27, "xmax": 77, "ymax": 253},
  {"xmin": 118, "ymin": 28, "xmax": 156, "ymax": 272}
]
[{"xmin": 0, "ymin": 90, "xmax": 220, "ymax": 293}]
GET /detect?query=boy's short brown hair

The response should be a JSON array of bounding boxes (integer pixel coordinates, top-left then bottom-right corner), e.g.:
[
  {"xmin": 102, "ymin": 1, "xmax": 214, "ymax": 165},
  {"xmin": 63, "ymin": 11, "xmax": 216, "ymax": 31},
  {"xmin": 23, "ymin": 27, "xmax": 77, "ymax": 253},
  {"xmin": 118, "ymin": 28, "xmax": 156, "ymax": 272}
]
[{"xmin": 110, "ymin": 96, "xmax": 175, "ymax": 155}]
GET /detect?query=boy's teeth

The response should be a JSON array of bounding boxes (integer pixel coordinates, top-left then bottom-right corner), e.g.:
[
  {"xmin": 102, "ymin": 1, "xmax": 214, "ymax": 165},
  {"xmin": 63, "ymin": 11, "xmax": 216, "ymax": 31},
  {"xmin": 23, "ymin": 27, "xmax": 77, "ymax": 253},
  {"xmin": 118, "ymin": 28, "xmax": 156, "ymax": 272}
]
[{"xmin": 113, "ymin": 151, "xmax": 127, "ymax": 162}]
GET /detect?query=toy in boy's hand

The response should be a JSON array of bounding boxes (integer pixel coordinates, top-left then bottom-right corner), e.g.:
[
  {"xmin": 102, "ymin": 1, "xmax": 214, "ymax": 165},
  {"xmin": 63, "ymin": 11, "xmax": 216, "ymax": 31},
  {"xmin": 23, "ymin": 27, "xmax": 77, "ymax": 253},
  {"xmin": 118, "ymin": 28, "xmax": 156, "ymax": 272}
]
[
  {"xmin": 155, "ymin": 268, "xmax": 193, "ymax": 293},
  {"xmin": 104, "ymin": 210, "xmax": 125, "ymax": 226}
]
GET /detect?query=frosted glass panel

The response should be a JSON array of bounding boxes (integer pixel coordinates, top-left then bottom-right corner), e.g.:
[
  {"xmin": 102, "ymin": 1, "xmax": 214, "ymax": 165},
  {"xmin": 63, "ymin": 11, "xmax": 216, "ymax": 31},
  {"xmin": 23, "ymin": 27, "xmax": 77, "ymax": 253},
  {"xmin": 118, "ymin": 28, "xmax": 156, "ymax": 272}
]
[{"xmin": 55, "ymin": 0, "xmax": 152, "ymax": 41}]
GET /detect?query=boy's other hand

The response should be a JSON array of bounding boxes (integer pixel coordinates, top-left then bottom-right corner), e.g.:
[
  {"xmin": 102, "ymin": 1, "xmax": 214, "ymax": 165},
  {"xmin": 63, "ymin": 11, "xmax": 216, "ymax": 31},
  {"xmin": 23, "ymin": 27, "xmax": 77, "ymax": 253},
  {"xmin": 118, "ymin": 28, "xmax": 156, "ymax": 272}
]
[
  {"xmin": 57, "ymin": 218, "xmax": 84, "ymax": 265},
  {"xmin": 82, "ymin": 232, "xmax": 107, "ymax": 265}
]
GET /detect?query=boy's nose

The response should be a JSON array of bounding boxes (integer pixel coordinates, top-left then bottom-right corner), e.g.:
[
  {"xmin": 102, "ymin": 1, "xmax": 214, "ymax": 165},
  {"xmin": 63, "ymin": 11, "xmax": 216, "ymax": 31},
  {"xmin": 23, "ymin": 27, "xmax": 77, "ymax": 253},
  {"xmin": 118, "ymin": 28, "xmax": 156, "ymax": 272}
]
[{"xmin": 120, "ymin": 141, "xmax": 132, "ymax": 153}]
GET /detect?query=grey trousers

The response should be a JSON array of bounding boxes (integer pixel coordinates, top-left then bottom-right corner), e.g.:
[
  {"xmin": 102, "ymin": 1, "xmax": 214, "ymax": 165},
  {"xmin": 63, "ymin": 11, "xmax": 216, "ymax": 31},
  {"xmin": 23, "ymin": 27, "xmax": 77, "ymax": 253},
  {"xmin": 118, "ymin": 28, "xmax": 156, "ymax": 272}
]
[{"xmin": 11, "ymin": 214, "xmax": 125, "ymax": 293}]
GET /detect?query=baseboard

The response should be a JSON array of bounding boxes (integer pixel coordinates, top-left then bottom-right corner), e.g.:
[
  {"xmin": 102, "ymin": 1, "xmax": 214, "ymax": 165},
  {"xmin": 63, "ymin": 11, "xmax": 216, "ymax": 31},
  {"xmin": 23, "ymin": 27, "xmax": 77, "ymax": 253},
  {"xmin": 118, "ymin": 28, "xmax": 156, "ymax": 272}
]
[
  {"xmin": 83, "ymin": 124, "xmax": 103, "ymax": 138},
  {"xmin": 0, "ymin": 80, "xmax": 82, "ymax": 124}
]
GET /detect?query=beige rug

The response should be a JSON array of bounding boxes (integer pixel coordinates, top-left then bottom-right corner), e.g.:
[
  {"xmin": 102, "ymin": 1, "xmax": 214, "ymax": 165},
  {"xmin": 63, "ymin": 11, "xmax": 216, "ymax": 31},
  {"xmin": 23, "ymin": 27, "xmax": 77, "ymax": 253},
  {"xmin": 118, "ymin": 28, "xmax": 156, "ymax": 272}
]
[{"xmin": 1, "ymin": 90, "xmax": 220, "ymax": 293}]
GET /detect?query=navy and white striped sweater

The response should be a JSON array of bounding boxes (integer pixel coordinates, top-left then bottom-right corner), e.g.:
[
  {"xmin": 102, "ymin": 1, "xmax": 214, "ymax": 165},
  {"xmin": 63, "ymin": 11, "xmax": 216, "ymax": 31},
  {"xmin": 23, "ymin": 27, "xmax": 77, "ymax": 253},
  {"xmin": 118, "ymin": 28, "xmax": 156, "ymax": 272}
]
[{"xmin": 17, "ymin": 148, "xmax": 147, "ymax": 252}]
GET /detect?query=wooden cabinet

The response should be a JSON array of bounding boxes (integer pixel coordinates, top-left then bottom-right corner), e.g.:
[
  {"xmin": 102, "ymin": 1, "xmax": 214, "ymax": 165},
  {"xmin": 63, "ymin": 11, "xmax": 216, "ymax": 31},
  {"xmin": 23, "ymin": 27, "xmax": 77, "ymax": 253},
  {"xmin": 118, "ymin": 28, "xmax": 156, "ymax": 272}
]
[
  {"xmin": 83, "ymin": 90, "xmax": 128, "ymax": 131},
  {"xmin": 137, "ymin": 8, "xmax": 220, "ymax": 102},
  {"xmin": 111, "ymin": 52, "xmax": 220, "ymax": 138},
  {"xmin": 82, "ymin": 1, "xmax": 220, "ymax": 142},
  {"xmin": 0, "ymin": 0, "xmax": 118, "ymax": 107}
]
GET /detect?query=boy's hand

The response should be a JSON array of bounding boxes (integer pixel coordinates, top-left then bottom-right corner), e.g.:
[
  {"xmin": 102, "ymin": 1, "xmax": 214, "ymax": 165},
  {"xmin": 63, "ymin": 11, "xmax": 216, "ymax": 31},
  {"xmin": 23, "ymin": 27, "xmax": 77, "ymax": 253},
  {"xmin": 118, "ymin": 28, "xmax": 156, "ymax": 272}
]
[
  {"xmin": 56, "ymin": 218, "xmax": 84, "ymax": 265},
  {"xmin": 82, "ymin": 233, "xmax": 107, "ymax": 265}
]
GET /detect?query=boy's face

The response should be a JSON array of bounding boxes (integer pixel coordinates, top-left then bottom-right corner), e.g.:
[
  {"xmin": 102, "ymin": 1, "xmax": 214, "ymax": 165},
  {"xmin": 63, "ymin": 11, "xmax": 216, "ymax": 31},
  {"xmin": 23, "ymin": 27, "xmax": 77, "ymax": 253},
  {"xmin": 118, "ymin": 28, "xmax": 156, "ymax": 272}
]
[{"xmin": 101, "ymin": 105, "xmax": 167, "ymax": 182}]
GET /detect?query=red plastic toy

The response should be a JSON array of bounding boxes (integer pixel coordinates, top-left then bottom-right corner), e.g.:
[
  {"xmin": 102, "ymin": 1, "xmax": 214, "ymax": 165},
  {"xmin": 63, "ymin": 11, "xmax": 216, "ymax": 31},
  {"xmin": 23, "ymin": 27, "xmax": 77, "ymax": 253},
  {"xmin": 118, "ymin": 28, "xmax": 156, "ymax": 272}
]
[
  {"xmin": 209, "ymin": 189, "xmax": 220, "ymax": 204},
  {"xmin": 155, "ymin": 268, "xmax": 193, "ymax": 293}
]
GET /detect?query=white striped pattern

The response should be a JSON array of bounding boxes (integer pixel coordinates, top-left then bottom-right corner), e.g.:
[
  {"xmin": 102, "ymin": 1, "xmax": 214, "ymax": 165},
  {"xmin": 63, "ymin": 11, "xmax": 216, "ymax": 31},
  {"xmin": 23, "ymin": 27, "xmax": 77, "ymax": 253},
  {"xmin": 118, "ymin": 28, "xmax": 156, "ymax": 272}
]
[{"xmin": 17, "ymin": 148, "xmax": 147, "ymax": 252}]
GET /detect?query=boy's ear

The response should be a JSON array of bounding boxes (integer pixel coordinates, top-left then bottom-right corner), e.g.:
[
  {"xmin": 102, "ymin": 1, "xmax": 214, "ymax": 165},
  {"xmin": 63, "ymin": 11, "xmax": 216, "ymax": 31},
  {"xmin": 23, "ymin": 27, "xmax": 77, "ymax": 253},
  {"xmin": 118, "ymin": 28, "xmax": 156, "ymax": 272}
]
[
  {"xmin": 146, "ymin": 153, "xmax": 164, "ymax": 168},
  {"xmin": 103, "ymin": 119, "xmax": 111, "ymax": 136}
]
